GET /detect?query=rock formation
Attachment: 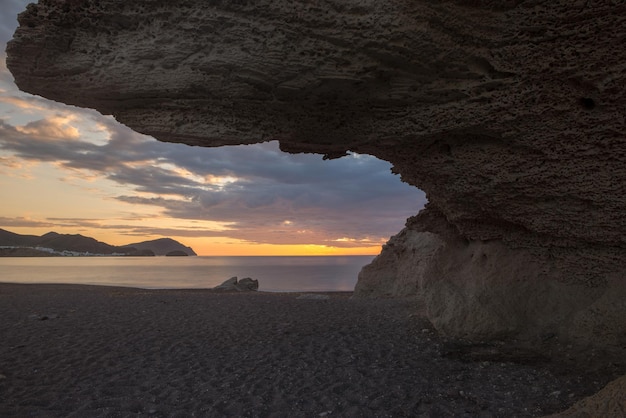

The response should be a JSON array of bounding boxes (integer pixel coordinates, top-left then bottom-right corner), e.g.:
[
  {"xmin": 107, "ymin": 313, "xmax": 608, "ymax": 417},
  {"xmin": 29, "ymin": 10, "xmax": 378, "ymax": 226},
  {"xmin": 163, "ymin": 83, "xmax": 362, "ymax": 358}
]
[
  {"xmin": 357, "ymin": 215, "xmax": 626, "ymax": 347},
  {"xmin": 213, "ymin": 277, "xmax": 259, "ymax": 292},
  {"xmin": 547, "ymin": 374, "xmax": 626, "ymax": 418},
  {"xmin": 6, "ymin": 1, "xmax": 625, "ymax": 351},
  {"xmin": 354, "ymin": 229, "xmax": 444, "ymax": 299}
]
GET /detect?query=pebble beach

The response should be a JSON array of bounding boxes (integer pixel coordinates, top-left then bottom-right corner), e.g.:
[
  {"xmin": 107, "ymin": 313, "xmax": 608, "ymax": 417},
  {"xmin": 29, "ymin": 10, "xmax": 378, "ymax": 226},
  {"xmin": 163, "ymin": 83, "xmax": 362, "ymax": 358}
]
[{"xmin": 0, "ymin": 283, "xmax": 622, "ymax": 417}]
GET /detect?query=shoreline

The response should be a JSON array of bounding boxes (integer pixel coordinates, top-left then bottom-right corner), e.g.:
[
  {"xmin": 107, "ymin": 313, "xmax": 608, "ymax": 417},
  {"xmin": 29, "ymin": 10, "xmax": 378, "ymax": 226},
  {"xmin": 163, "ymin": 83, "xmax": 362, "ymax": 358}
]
[
  {"xmin": 0, "ymin": 256, "xmax": 371, "ymax": 292},
  {"xmin": 0, "ymin": 283, "xmax": 622, "ymax": 417},
  {"xmin": 0, "ymin": 281, "xmax": 357, "ymax": 295}
]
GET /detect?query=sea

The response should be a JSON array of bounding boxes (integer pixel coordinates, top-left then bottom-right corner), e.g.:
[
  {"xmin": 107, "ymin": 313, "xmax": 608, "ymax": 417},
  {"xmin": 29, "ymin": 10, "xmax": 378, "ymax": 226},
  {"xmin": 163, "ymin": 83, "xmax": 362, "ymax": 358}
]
[{"xmin": 0, "ymin": 256, "xmax": 376, "ymax": 292}]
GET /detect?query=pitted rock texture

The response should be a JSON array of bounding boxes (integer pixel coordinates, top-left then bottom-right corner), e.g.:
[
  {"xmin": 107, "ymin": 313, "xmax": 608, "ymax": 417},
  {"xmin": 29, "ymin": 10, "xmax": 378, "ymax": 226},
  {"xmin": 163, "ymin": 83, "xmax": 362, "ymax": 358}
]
[
  {"xmin": 354, "ymin": 229, "xmax": 444, "ymax": 299},
  {"xmin": 6, "ymin": 1, "xmax": 626, "ymax": 345}
]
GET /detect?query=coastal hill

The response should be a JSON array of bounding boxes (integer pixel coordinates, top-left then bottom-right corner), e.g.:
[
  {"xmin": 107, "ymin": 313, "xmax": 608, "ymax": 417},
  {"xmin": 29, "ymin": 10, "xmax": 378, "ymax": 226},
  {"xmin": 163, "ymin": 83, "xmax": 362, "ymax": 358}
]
[
  {"xmin": 0, "ymin": 228, "xmax": 196, "ymax": 257},
  {"xmin": 122, "ymin": 238, "xmax": 197, "ymax": 256}
]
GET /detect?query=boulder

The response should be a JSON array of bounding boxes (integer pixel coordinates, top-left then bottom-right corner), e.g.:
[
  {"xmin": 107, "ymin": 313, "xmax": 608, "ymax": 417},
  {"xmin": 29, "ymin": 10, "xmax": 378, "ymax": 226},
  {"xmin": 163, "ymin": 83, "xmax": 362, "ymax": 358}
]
[
  {"xmin": 237, "ymin": 277, "xmax": 259, "ymax": 291},
  {"xmin": 354, "ymin": 229, "xmax": 444, "ymax": 299},
  {"xmin": 213, "ymin": 277, "xmax": 258, "ymax": 292},
  {"xmin": 213, "ymin": 277, "xmax": 239, "ymax": 291}
]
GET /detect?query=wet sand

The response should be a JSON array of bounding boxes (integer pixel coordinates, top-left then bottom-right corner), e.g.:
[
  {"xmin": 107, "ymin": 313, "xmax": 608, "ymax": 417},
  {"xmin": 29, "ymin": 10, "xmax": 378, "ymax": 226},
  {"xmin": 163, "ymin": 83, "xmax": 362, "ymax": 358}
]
[{"xmin": 0, "ymin": 283, "xmax": 622, "ymax": 417}]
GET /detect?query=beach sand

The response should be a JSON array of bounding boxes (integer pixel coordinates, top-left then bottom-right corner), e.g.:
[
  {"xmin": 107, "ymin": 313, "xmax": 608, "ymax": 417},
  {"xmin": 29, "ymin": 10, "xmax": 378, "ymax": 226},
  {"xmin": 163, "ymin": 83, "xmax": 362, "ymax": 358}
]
[{"xmin": 0, "ymin": 283, "xmax": 622, "ymax": 417}]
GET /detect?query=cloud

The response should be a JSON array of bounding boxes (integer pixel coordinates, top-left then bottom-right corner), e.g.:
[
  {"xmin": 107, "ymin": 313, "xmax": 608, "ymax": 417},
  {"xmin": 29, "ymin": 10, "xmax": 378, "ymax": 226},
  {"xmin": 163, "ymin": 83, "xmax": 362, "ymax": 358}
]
[
  {"xmin": 0, "ymin": 111, "xmax": 426, "ymax": 246},
  {"xmin": 15, "ymin": 115, "xmax": 81, "ymax": 140},
  {"xmin": 0, "ymin": 158, "xmax": 36, "ymax": 178},
  {"xmin": 0, "ymin": 60, "xmax": 14, "ymax": 87},
  {"xmin": 0, "ymin": 1, "xmax": 27, "ymax": 44},
  {"xmin": 0, "ymin": 216, "xmax": 55, "ymax": 228},
  {"xmin": 0, "ymin": 93, "xmax": 68, "ymax": 113},
  {"xmin": 0, "ymin": 1, "xmax": 29, "ymax": 84}
]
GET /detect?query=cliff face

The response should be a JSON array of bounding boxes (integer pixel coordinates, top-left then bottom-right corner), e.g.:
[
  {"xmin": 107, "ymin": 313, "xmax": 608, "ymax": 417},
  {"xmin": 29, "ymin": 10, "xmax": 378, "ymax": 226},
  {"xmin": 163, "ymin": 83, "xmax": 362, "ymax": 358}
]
[
  {"xmin": 357, "ymin": 219, "xmax": 625, "ymax": 348},
  {"xmin": 354, "ymin": 229, "xmax": 444, "ymax": 299},
  {"xmin": 6, "ymin": 1, "xmax": 626, "ymax": 348}
]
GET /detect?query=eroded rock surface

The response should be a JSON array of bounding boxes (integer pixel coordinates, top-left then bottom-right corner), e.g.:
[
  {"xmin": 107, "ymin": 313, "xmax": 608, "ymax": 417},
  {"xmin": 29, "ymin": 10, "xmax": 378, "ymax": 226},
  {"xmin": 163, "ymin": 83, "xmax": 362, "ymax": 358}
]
[
  {"xmin": 357, "ymin": 214, "xmax": 626, "ymax": 347},
  {"xmin": 6, "ymin": 1, "xmax": 626, "ymax": 348},
  {"xmin": 354, "ymin": 229, "xmax": 444, "ymax": 298},
  {"xmin": 548, "ymin": 374, "xmax": 626, "ymax": 418}
]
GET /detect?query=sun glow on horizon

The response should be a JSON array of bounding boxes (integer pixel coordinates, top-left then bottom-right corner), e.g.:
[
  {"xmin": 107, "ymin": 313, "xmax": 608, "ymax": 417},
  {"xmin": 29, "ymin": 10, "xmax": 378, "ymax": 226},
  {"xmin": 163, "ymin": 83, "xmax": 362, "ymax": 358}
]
[
  {"xmin": 0, "ymin": 223, "xmax": 384, "ymax": 257},
  {"xmin": 185, "ymin": 239, "xmax": 382, "ymax": 257},
  {"xmin": 0, "ymin": 159, "xmax": 390, "ymax": 256}
]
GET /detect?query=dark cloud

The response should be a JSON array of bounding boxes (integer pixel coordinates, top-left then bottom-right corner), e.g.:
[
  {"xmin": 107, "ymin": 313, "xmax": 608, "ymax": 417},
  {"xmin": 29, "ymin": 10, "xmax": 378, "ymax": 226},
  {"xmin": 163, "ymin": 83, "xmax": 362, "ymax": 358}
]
[
  {"xmin": 0, "ymin": 66, "xmax": 13, "ymax": 86},
  {"xmin": 0, "ymin": 113, "xmax": 426, "ymax": 246},
  {"xmin": 0, "ymin": 1, "xmax": 27, "ymax": 49},
  {"xmin": 0, "ymin": 215, "xmax": 225, "ymax": 241},
  {"xmin": 0, "ymin": 216, "xmax": 55, "ymax": 228},
  {"xmin": 42, "ymin": 218, "xmax": 224, "ymax": 239},
  {"xmin": 0, "ymin": 0, "xmax": 28, "ymax": 88}
]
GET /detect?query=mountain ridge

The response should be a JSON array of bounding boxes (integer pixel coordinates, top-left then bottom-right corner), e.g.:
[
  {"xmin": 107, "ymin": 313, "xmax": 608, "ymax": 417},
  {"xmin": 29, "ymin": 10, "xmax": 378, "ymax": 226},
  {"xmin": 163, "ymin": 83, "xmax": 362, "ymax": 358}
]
[{"xmin": 0, "ymin": 228, "xmax": 196, "ymax": 256}]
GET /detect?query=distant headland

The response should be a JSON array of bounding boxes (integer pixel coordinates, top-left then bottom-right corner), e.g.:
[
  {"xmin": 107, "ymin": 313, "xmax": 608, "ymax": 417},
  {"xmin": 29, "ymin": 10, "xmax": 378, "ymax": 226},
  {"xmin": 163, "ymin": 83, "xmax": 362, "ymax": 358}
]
[{"xmin": 0, "ymin": 228, "xmax": 196, "ymax": 257}]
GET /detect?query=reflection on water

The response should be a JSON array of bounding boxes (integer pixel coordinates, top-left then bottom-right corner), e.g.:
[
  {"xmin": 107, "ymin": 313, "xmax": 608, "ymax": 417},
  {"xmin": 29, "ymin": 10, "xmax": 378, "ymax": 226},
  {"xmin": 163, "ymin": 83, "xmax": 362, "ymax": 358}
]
[{"xmin": 0, "ymin": 256, "xmax": 375, "ymax": 292}]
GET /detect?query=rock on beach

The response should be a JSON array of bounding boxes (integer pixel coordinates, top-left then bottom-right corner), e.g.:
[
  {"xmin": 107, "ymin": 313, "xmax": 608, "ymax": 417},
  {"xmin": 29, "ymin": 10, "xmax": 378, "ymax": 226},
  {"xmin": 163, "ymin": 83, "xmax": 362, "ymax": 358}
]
[{"xmin": 213, "ymin": 276, "xmax": 259, "ymax": 292}]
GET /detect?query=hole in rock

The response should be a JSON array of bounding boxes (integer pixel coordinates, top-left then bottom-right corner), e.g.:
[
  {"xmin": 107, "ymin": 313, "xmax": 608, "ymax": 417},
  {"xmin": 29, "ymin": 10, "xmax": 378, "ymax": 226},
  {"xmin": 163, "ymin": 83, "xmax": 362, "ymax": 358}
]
[
  {"xmin": 0, "ymin": 80, "xmax": 428, "ymax": 283},
  {"xmin": 580, "ymin": 97, "xmax": 595, "ymax": 110}
]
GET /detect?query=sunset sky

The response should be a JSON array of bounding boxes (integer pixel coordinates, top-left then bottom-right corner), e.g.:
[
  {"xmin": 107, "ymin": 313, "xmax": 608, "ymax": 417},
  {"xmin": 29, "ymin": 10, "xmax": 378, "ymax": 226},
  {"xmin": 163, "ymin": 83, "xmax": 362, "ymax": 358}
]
[{"xmin": 0, "ymin": 1, "xmax": 426, "ymax": 256}]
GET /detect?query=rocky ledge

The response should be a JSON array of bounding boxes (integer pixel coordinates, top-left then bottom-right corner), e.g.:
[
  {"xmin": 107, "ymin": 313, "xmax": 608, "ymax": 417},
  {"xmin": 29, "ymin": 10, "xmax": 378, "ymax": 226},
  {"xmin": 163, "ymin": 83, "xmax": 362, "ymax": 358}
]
[{"xmin": 6, "ymin": 1, "xmax": 625, "ymax": 412}]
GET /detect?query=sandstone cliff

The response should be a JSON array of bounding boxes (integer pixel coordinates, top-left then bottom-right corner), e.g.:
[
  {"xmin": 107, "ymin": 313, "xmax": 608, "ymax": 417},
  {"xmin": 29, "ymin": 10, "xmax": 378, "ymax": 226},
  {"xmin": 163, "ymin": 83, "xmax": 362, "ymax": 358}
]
[
  {"xmin": 6, "ymin": 0, "xmax": 625, "ymax": 356},
  {"xmin": 354, "ymin": 229, "xmax": 444, "ymax": 299}
]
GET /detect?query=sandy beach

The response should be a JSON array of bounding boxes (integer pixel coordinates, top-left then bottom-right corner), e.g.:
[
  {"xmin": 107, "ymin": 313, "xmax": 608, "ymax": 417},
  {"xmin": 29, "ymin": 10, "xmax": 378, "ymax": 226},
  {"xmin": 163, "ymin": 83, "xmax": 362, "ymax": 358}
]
[{"xmin": 0, "ymin": 283, "xmax": 622, "ymax": 417}]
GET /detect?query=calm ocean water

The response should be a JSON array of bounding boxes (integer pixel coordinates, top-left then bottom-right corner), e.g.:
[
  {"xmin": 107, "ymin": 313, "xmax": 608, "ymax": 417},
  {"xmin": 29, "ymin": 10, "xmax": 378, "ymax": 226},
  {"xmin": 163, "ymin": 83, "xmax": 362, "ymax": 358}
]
[{"xmin": 0, "ymin": 256, "xmax": 375, "ymax": 292}]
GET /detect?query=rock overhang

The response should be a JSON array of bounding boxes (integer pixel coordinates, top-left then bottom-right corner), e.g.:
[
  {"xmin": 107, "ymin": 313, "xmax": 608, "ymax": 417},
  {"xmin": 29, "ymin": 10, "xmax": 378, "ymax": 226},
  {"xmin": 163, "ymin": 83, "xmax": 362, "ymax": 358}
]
[
  {"xmin": 5, "ymin": 0, "xmax": 626, "ymax": 345},
  {"xmin": 8, "ymin": 1, "xmax": 625, "ymax": 244}
]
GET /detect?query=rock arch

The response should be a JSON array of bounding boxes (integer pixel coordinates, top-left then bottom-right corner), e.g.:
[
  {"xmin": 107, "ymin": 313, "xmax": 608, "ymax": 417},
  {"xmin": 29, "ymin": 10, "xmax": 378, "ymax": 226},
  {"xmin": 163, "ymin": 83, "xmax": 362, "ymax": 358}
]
[{"xmin": 6, "ymin": 0, "xmax": 625, "ymax": 349}]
